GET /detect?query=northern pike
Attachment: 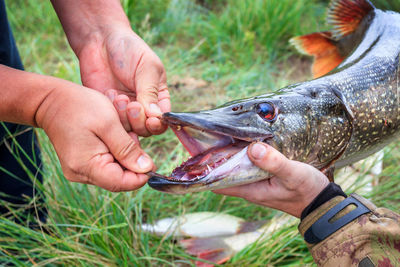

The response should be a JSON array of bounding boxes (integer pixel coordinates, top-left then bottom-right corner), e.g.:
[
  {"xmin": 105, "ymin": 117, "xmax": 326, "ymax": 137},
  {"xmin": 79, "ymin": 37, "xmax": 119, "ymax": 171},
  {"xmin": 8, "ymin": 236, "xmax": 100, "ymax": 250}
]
[{"xmin": 148, "ymin": 0, "xmax": 400, "ymax": 194}]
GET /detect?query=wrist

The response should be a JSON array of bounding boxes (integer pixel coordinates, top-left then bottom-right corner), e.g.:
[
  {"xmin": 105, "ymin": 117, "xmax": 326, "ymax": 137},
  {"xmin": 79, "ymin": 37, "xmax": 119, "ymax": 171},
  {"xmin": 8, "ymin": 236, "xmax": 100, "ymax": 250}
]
[
  {"xmin": 289, "ymin": 177, "xmax": 330, "ymax": 218},
  {"xmin": 51, "ymin": 0, "xmax": 131, "ymax": 56},
  {"xmin": 0, "ymin": 66, "xmax": 57, "ymax": 126},
  {"xmin": 34, "ymin": 78, "xmax": 81, "ymax": 132},
  {"xmin": 73, "ymin": 22, "xmax": 132, "ymax": 57}
]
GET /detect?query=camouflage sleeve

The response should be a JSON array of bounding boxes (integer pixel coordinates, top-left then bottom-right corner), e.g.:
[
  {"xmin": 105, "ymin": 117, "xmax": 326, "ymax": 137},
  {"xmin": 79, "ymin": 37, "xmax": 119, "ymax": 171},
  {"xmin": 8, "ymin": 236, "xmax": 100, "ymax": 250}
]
[{"xmin": 298, "ymin": 194, "xmax": 400, "ymax": 266}]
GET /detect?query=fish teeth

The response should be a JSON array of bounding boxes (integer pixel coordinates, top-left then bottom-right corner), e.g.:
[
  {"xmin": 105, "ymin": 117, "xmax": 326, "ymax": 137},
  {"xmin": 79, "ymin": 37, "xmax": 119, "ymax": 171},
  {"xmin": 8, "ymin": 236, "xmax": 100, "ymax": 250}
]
[{"xmin": 206, "ymin": 165, "xmax": 212, "ymax": 173}]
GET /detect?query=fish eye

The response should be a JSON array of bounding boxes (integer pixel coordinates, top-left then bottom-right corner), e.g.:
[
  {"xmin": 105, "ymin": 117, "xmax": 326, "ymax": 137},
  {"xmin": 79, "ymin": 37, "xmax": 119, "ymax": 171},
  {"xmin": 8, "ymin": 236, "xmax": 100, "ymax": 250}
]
[{"xmin": 256, "ymin": 102, "xmax": 276, "ymax": 122}]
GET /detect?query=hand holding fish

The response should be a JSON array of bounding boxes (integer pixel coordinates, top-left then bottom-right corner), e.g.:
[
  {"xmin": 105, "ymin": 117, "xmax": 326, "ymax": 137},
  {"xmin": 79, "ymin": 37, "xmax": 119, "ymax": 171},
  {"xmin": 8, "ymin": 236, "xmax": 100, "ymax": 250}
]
[
  {"xmin": 214, "ymin": 142, "xmax": 329, "ymax": 218},
  {"xmin": 51, "ymin": 0, "xmax": 171, "ymax": 136},
  {"xmin": 78, "ymin": 28, "xmax": 170, "ymax": 136},
  {"xmin": 0, "ymin": 65, "xmax": 154, "ymax": 191}
]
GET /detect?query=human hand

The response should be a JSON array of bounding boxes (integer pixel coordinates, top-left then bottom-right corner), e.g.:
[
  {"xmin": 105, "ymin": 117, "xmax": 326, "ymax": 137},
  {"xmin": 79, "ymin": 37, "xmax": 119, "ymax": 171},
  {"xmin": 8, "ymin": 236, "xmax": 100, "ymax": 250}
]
[
  {"xmin": 77, "ymin": 27, "xmax": 170, "ymax": 136},
  {"xmin": 35, "ymin": 78, "xmax": 154, "ymax": 192},
  {"xmin": 214, "ymin": 142, "xmax": 330, "ymax": 217}
]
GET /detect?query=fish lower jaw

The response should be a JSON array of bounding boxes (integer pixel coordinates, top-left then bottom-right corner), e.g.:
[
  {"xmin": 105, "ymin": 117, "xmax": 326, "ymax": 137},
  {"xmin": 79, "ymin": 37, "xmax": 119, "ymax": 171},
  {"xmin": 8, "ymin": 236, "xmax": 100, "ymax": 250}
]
[
  {"xmin": 148, "ymin": 145, "xmax": 272, "ymax": 194},
  {"xmin": 169, "ymin": 141, "xmax": 249, "ymax": 183}
]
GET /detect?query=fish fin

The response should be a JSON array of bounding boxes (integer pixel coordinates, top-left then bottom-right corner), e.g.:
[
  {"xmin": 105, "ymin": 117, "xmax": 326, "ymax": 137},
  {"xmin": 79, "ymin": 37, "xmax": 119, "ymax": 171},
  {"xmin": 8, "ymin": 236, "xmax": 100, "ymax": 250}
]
[
  {"xmin": 237, "ymin": 220, "xmax": 267, "ymax": 234},
  {"xmin": 180, "ymin": 237, "xmax": 233, "ymax": 266},
  {"xmin": 327, "ymin": 0, "xmax": 375, "ymax": 39},
  {"xmin": 290, "ymin": 32, "xmax": 344, "ymax": 78}
]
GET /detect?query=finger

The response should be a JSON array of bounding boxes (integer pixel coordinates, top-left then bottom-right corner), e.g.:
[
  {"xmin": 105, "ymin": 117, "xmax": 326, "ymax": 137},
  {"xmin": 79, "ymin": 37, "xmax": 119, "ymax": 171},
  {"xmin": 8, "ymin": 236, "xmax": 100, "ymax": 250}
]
[
  {"xmin": 127, "ymin": 131, "xmax": 140, "ymax": 143},
  {"xmin": 105, "ymin": 89, "xmax": 118, "ymax": 102},
  {"xmin": 136, "ymin": 64, "xmax": 164, "ymax": 118},
  {"xmin": 127, "ymin": 101, "xmax": 151, "ymax": 137},
  {"xmin": 113, "ymin": 94, "xmax": 132, "ymax": 131},
  {"xmin": 146, "ymin": 117, "xmax": 167, "ymax": 135},
  {"xmin": 87, "ymin": 152, "xmax": 149, "ymax": 192},
  {"xmin": 98, "ymin": 119, "xmax": 154, "ymax": 173},
  {"xmin": 145, "ymin": 82, "xmax": 170, "ymax": 135},
  {"xmin": 248, "ymin": 142, "xmax": 321, "ymax": 187},
  {"xmin": 247, "ymin": 142, "xmax": 298, "ymax": 181},
  {"xmin": 158, "ymin": 79, "xmax": 171, "ymax": 113},
  {"xmin": 145, "ymin": 83, "xmax": 169, "ymax": 134},
  {"xmin": 213, "ymin": 181, "xmax": 263, "ymax": 199}
]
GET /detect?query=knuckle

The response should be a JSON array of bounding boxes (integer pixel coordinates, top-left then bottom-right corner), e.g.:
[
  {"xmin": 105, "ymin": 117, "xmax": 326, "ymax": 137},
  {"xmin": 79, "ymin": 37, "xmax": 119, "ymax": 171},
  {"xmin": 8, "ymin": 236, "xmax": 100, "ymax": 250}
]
[
  {"xmin": 150, "ymin": 56, "xmax": 164, "ymax": 71},
  {"xmin": 139, "ymin": 88, "xmax": 159, "ymax": 102},
  {"xmin": 64, "ymin": 158, "xmax": 84, "ymax": 175},
  {"xmin": 117, "ymin": 139, "xmax": 140, "ymax": 159},
  {"xmin": 97, "ymin": 113, "xmax": 118, "ymax": 132},
  {"xmin": 63, "ymin": 168, "xmax": 89, "ymax": 184},
  {"xmin": 268, "ymin": 155, "xmax": 285, "ymax": 174},
  {"xmin": 108, "ymin": 184, "xmax": 121, "ymax": 192},
  {"xmin": 158, "ymin": 89, "xmax": 170, "ymax": 100}
]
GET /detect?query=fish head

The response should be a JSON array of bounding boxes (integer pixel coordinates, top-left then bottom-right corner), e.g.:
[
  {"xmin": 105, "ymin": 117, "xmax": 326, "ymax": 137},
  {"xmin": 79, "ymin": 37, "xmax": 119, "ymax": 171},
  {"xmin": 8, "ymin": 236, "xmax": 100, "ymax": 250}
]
[{"xmin": 148, "ymin": 83, "xmax": 353, "ymax": 194}]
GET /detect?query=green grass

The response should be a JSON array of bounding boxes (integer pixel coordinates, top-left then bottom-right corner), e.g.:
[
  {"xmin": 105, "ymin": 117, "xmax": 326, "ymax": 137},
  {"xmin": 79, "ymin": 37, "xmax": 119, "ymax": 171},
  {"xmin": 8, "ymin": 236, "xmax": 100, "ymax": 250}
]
[{"xmin": 1, "ymin": 0, "xmax": 400, "ymax": 266}]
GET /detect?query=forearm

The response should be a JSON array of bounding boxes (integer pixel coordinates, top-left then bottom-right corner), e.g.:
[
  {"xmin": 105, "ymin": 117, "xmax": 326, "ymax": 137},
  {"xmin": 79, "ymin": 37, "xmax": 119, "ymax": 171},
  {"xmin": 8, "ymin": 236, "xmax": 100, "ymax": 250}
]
[
  {"xmin": 50, "ymin": 0, "xmax": 131, "ymax": 55},
  {"xmin": 0, "ymin": 64, "xmax": 60, "ymax": 126},
  {"xmin": 0, "ymin": 65, "xmax": 52, "ymax": 126}
]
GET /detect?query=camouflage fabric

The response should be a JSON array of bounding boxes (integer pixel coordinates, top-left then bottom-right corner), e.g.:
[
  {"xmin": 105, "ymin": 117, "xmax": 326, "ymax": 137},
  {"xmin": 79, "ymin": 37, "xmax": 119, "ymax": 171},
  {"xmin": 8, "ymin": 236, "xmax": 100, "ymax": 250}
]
[{"xmin": 299, "ymin": 194, "xmax": 400, "ymax": 266}]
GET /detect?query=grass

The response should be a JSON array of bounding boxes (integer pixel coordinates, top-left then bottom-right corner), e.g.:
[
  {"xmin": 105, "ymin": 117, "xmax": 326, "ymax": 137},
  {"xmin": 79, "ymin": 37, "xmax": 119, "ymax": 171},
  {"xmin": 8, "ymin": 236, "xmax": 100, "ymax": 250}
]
[{"xmin": 1, "ymin": 0, "xmax": 400, "ymax": 266}]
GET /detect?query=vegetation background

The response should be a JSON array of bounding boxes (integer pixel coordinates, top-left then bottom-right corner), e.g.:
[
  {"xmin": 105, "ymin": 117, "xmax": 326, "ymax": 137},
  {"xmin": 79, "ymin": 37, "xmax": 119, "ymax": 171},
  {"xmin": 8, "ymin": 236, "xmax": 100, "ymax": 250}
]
[{"xmin": 1, "ymin": 0, "xmax": 399, "ymax": 266}]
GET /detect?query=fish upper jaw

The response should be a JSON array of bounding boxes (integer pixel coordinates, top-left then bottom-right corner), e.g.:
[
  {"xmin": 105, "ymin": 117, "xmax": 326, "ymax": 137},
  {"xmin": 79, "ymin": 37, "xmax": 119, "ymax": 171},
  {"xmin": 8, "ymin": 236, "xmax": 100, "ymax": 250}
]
[{"xmin": 147, "ymin": 111, "xmax": 274, "ymax": 194}]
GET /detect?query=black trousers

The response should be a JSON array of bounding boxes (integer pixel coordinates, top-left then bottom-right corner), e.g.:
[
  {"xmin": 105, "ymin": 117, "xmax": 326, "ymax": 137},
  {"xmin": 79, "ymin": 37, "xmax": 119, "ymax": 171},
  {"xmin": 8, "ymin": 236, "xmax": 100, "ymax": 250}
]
[
  {"xmin": 0, "ymin": 123, "xmax": 43, "ymax": 216},
  {"xmin": 0, "ymin": 0, "xmax": 44, "ymax": 218}
]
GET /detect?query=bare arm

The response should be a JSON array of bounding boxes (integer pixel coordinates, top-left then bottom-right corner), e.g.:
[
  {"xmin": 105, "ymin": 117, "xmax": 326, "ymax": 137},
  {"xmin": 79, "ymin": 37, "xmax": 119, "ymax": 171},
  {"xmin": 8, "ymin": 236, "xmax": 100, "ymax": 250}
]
[
  {"xmin": 50, "ymin": 0, "xmax": 130, "ymax": 54},
  {"xmin": 0, "ymin": 64, "xmax": 55, "ymax": 125}
]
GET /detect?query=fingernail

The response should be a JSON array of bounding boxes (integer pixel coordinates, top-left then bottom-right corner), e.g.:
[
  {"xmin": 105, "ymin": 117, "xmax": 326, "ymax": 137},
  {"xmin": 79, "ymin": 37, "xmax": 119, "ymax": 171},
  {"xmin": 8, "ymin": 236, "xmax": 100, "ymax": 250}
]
[
  {"xmin": 250, "ymin": 143, "xmax": 267, "ymax": 159},
  {"xmin": 137, "ymin": 155, "xmax": 151, "ymax": 170},
  {"xmin": 117, "ymin": 100, "xmax": 127, "ymax": 111},
  {"xmin": 128, "ymin": 106, "xmax": 141, "ymax": 118},
  {"xmin": 149, "ymin": 103, "xmax": 162, "ymax": 116}
]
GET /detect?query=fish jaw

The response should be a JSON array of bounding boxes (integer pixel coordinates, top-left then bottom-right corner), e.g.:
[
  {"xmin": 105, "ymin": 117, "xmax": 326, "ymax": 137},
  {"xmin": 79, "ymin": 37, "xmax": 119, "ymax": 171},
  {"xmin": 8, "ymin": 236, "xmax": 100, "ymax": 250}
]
[
  {"xmin": 148, "ymin": 146, "xmax": 270, "ymax": 194},
  {"xmin": 148, "ymin": 107, "xmax": 273, "ymax": 194},
  {"xmin": 147, "ymin": 85, "xmax": 354, "ymax": 194}
]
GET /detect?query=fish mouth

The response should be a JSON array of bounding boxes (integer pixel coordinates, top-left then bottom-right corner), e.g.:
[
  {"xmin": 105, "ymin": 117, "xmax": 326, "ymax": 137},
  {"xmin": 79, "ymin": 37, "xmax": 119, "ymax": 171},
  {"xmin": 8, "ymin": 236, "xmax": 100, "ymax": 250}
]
[{"xmin": 148, "ymin": 111, "xmax": 273, "ymax": 194}]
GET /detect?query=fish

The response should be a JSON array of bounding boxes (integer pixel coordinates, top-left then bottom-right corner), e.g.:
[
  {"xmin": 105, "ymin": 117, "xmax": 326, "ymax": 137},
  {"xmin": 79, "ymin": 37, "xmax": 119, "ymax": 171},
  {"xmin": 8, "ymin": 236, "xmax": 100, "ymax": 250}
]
[
  {"xmin": 141, "ymin": 211, "xmax": 294, "ymax": 266},
  {"xmin": 148, "ymin": 0, "xmax": 400, "ymax": 194},
  {"xmin": 141, "ymin": 212, "xmax": 247, "ymax": 238}
]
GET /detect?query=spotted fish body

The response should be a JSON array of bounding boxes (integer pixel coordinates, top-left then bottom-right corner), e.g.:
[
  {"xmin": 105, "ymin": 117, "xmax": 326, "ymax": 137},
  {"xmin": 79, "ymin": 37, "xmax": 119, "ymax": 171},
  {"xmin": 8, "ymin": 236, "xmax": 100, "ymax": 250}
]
[
  {"xmin": 330, "ymin": 10, "xmax": 400, "ymax": 167},
  {"xmin": 148, "ymin": 0, "xmax": 400, "ymax": 194}
]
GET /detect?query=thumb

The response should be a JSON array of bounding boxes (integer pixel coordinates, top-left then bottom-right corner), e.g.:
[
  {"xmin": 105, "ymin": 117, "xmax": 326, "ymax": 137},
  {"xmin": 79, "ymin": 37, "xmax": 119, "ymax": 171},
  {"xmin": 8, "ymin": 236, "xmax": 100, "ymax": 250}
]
[
  {"xmin": 99, "ymin": 120, "xmax": 154, "ymax": 173},
  {"xmin": 248, "ymin": 142, "xmax": 295, "ymax": 179}
]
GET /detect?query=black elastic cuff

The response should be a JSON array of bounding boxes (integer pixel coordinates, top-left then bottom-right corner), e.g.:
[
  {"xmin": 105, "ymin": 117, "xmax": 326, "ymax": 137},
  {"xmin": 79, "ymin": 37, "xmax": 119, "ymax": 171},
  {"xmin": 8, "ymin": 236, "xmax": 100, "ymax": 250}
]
[{"xmin": 301, "ymin": 183, "xmax": 347, "ymax": 220}]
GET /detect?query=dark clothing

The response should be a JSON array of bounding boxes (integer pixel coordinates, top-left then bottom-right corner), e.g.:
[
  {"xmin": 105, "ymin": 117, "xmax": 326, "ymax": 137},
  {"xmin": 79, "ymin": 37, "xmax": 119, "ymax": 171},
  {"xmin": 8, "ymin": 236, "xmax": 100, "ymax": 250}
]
[
  {"xmin": 301, "ymin": 182, "xmax": 347, "ymax": 220},
  {"xmin": 0, "ymin": 0, "xmax": 23, "ymax": 70},
  {"xmin": 0, "ymin": 0, "xmax": 44, "ymax": 219}
]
